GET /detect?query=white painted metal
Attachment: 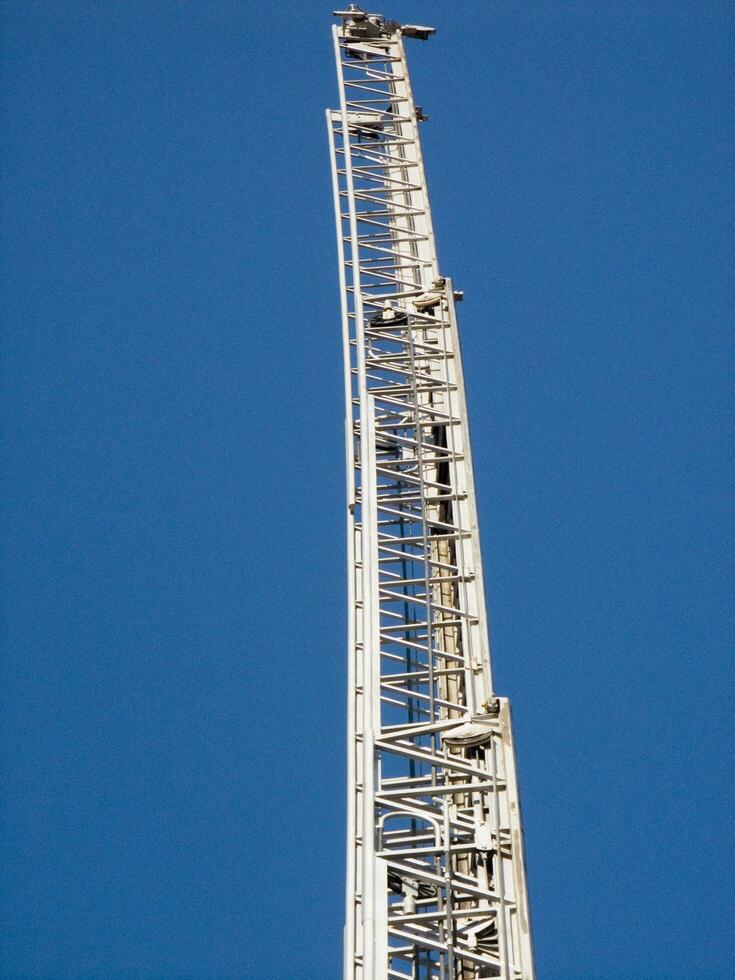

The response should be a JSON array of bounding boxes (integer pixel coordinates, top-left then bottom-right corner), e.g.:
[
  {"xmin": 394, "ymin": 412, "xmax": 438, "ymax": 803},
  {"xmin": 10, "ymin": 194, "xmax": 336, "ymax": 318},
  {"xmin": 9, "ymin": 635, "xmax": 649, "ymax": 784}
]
[{"xmin": 327, "ymin": 8, "xmax": 535, "ymax": 978}]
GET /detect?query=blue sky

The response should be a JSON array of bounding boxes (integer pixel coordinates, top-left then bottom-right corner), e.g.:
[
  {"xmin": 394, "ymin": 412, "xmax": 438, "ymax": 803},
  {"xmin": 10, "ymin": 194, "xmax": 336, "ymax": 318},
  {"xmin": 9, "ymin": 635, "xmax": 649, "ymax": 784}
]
[{"xmin": 1, "ymin": 2, "xmax": 733, "ymax": 978}]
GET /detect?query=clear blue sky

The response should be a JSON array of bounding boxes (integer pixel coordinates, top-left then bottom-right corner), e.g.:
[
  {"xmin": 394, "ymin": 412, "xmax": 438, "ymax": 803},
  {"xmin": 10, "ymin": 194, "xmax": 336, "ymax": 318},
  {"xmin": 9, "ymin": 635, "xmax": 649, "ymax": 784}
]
[{"xmin": 1, "ymin": 2, "xmax": 733, "ymax": 978}]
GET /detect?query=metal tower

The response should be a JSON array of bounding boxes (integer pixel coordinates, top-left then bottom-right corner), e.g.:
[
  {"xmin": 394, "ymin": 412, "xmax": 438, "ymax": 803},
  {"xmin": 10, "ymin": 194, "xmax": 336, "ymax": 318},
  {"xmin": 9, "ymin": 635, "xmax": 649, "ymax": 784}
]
[{"xmin": 326, "ymin": 8, "xmax": 535, "ymax": 978}]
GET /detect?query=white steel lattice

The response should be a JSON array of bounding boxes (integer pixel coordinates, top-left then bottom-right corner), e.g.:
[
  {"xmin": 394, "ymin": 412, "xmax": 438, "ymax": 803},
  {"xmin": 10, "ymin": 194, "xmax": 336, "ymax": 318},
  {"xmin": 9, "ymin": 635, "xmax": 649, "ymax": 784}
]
[{"xmin": 326, "ymin": 8, "xmax": 535, "ymax": 979}]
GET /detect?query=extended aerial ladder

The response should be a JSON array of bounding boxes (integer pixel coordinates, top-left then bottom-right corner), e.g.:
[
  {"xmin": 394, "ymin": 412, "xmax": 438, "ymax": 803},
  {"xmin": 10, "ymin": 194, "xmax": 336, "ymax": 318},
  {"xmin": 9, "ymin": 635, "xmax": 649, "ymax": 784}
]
[{"xmin": 326, "ymin": 7, "xmax": 535, "ymax": 978}]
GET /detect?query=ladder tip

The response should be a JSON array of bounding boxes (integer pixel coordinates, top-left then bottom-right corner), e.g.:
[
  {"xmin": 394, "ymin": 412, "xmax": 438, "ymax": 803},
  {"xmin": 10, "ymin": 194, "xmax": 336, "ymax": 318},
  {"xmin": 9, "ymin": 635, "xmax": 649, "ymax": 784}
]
[{"xmin": 332, "ymin": 6, "xmax": 435, "ymax": 41}]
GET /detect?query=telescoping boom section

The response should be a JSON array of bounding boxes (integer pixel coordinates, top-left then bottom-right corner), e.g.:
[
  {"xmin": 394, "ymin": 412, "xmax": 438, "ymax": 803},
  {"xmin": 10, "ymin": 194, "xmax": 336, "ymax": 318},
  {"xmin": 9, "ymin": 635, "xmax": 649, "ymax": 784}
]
[{"xmin": 327, "ymin": 7, "xmax": 535, "ymax": 979}]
